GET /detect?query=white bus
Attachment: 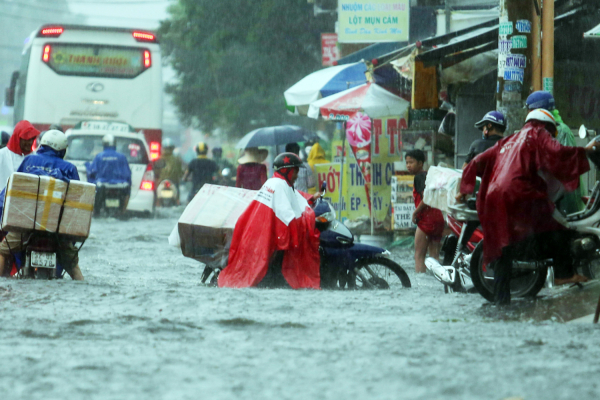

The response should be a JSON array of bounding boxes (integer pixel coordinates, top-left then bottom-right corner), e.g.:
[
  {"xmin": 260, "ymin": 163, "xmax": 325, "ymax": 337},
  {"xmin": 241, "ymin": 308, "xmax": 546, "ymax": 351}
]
[{"xmin": 7, "ymin": 24, "xmax": 163, "ymax": 161}]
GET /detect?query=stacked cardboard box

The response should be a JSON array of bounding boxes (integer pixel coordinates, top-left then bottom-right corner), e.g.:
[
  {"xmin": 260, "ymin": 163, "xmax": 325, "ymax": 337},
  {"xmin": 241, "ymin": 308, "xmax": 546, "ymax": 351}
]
[
  {"xmin": 1, "ymin": 173, "xmax": 95, "ymax": 241},
  {"xmin": 2, "ymin": 173, "xmax": 67, "ymax": 233},
  {"xmin": 178, "ymin": 184, "xmax": 256, "ymax": 265},
  {"xmin": 58, "ymin": 181, "xmax": 96, "ymax": 240}
]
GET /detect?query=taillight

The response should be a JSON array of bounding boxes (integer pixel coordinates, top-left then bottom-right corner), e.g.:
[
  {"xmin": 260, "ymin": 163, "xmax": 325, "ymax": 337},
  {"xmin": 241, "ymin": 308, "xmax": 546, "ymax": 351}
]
[
  {"xmin": 133, "ymin": 31, "xmax": 156, "ymax": 42},
  {"xmin": 42, "ymin": 45, "xmax": 51, "ymax": 63},
  {"xmin": 143, "ymin": 50, "xmax": 151, "ymax": 68},
  {"xmin": 150, "ymin": 141, "xmax": 160, "ymax": 161},
  {"xmin": 140, "ymin": 163, "xmax": 154, "ymax": 191},
  {"xmin": 39, "ymin": 27, "xmax": 63, "ymax": 37}
]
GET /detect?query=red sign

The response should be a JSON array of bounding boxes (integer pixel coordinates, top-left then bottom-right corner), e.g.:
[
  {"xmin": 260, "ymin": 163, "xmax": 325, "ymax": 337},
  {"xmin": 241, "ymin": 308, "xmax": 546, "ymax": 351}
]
[{"xmin": 321, "ymin": 33, "xmax": 340, "ymax": 67}]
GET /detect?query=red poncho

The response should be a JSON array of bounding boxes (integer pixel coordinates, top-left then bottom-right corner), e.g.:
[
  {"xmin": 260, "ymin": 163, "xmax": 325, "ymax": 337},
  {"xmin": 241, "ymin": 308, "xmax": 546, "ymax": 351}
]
[
  {"xmin": 218, "ymin": 173, "xmax": 321, "ymax": 289},
  {"xmin": 460, "ymin": 121, "xmax": 589, "ymax": 265}
]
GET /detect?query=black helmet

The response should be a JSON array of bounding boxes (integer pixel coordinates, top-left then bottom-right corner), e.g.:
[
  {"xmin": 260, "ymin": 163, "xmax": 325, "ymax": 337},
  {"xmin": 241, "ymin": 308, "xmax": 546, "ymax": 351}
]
[
  {"xmin": 273, "ymin": 152, "xmax": 304, "ymax": 171},
  {"xmin": 1, "ymin": 131, "xmax": 9, "ymax": 148}
]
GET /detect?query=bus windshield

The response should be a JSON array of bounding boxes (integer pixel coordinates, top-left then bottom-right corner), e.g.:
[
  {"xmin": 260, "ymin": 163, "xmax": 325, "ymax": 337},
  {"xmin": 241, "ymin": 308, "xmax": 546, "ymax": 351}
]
[
  {"xmin": 66, "ymin": 135, "xmax": 149, "ymax": 164},
  {"xmin": 46, "ymin": 43, "xmax": 148, "ymax": 78}
]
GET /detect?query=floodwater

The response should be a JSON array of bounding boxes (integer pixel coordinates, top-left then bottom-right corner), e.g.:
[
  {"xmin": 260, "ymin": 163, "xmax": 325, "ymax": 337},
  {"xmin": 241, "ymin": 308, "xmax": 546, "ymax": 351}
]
[{"xmin": 1, "ymin": 208, "xmax": 600, "ymax": 400}]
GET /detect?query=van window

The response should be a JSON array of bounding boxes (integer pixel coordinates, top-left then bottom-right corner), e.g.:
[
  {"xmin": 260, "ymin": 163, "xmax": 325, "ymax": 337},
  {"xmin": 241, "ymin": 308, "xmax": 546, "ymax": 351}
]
[{"xmin": 66, "ymin": 135, "xmax": 149, "ymax": 164}]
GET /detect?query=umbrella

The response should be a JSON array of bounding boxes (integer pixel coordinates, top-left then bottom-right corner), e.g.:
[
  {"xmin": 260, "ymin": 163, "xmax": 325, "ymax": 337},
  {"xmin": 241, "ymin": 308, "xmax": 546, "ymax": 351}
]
[
  {"xmin": 235, "ymin": 125, "xmax": 317, "ymax": 149},
  {"xmin": 307, "ymin": 82, "xmax": 410, "ymax": 120},
  {"xmin": 284, "ymin": 62, "xmax": 368, "ymax": 115}
]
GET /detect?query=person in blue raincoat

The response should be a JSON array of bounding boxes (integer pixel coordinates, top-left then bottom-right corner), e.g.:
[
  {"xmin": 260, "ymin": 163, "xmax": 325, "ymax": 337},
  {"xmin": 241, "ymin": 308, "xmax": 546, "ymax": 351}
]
[
  {"xmin": 86, "ymin": 134, "xmax": 132, "ymax": 214},
  {"xmin": 0, "ymin": 130, "xmax": 84, "ymax": 280}
]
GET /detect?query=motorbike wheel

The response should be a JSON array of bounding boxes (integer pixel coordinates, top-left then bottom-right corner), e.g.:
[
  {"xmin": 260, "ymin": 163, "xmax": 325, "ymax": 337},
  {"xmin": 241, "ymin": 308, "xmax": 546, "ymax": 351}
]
[
  {"xmin": 470, "ymin": 242, "xmax": 547, "ymax": 302},
  {"xmin": 352, "ymin": 258, "xmax": 411, "ymax": 289}
]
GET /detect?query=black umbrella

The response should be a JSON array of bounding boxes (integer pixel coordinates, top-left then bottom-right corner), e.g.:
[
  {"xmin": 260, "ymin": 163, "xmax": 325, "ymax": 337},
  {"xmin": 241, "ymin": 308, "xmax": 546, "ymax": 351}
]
[{"xmin": 235, "ymin": 125, "xmax": 317, "ymax": 149}]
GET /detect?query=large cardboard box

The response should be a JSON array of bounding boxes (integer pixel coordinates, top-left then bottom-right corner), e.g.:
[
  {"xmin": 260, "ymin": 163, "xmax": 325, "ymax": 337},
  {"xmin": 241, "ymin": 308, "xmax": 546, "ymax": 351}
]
[
  {"xmin": 58, "ymin": 181, "xmax": 96, "ymax": 240},
  {"xmin": 178, "ymin": 184, "xmax": 256, "ymax": 266},
  {"xmin": 1, "ymin": 173, "xmax": 67, "ymax": 233}
]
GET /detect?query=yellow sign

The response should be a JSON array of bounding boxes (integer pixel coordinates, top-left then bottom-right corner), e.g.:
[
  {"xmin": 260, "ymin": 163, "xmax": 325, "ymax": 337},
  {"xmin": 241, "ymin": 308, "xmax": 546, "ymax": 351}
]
[{"xmin": 338, "ymin": 0, "xmax": 410, "ymax": 43}]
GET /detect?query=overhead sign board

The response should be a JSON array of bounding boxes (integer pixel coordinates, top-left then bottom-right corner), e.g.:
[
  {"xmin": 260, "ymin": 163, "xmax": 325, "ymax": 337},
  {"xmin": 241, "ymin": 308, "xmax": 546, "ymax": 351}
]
[{"xmin": 338, "ymin": 0, "xmax": 410, "ymax": 43}]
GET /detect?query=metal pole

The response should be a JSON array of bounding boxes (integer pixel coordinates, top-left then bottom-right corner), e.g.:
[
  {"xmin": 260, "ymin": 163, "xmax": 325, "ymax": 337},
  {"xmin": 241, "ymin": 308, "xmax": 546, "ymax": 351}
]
[
  {"xmin": 531, "ymin": 1, "xmax": 542, "ymax": 91},
  {"xmin": 541, "ymin": 0, "xmax": 554, "ymax": 94},
  {"xmin": 370, "ymin": 120, "xmax": 374, "ymax": 235},
  {"xmin": 497, "ymin": 0, "xmax": 535, "ymax": 134},
  {"xmin": 338, "ymin": 122, "xmax": 345, "ymax": 217}
]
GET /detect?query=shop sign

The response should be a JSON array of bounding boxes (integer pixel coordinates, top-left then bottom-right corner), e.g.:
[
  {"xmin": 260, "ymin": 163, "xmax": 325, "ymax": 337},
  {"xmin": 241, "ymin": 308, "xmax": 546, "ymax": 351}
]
[
  {"xmin": 321, "ymin": 33, "xmax": 340, "ymax": 66},
  {"xmin": 338, "ymin": 0, "xmax": 410, "ymax": 43},
  {"xmin": 504, "ymin": 68, "xmax": 524, "ymax": 83},
  {"xmin": 499, "ymin": 21, "xmax": 513, "ymax": 36}
]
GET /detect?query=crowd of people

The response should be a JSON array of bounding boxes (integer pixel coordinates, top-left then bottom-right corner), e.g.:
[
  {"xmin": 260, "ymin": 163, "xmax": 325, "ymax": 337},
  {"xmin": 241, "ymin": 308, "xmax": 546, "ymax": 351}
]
[{"xmin": 153, "ymin": 139, "xmax": 327, "ymax": 204}]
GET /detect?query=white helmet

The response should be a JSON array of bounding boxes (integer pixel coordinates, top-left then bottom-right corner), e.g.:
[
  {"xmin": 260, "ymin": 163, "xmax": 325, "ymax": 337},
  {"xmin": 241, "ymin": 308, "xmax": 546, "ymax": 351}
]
[
  {"xmin": 40, "ymin": 129, "xmax": 68, "ymax": 151},
  {"xmin": 526, "ymin": 108, "xmax": 557, "ymax": 126},
  {"xmin": 102, "ymin": 134, "xmax": 115, "ymax": 147}
]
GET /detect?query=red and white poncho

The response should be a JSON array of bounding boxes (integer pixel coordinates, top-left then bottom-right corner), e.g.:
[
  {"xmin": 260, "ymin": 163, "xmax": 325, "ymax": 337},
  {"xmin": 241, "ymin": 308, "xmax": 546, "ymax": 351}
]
[{"xmin": 218, "ymin": 172, "xmax": 321, "ymax": 289}]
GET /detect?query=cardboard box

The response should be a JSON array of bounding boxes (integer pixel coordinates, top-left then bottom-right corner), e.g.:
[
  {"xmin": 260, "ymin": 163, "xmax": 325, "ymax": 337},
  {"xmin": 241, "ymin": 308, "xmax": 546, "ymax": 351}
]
[
  {"xmin": 58, "ymin": 181, "xmax": 96, "ymax": 240},
  {"xmin": 1, "ymin": 173, "xmax": 67, "ymax": 233},
  {"xmin": 178, "ymin": 184, "xmax": 256, "ymax": 265}
]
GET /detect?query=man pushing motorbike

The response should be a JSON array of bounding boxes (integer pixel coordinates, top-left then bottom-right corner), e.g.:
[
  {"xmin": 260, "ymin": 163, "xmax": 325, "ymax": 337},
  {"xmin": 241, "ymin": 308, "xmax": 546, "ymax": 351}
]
[
  {"xmin": 457, "ymin": 91, "xmax": 598, "ymax": 304},
  {"xmin": 218, "ymin": 152, "xmax": 321, "ymax": 289},
  {"xmin": 0, "ymin": 130, "xmax": 84, "ymax": 280}
]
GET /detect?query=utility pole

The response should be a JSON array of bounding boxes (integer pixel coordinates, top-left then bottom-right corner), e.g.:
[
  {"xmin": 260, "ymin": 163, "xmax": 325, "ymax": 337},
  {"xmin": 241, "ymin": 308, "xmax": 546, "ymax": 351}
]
[
  {"xmin": 541, "ymin": 0, "xmax": 554, "ymax": 94},
  {"xmin": 497, "ymin": 0, "xmax": 536, "ymax": 134}
]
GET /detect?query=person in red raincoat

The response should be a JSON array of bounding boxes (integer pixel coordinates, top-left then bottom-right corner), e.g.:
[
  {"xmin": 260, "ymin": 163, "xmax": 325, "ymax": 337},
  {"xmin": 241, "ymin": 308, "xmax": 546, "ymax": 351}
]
[
  {"xmin": 0, "ymin": 120, "xmax": 39, "ymax": 192},
  {"xmin": 218, "ymin": 152, "xmax": 321, "ymax": 289},
  {"xmin": 458, "ymin": 108, "xmax": 598, "ymax": 304}
]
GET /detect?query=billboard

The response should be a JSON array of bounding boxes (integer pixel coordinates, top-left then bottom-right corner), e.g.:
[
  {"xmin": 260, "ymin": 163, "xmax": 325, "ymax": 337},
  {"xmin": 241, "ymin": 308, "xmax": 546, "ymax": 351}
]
[{"xmin": 338, "ymin": 0, "xmax": 410, "ymax": 43}]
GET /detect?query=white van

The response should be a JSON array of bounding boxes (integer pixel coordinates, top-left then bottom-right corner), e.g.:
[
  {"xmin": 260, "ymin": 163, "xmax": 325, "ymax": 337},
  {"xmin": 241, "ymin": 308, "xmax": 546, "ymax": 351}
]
[{"xmin": 64, "ymin": 121, "xmax": 155, "ymax": 215}]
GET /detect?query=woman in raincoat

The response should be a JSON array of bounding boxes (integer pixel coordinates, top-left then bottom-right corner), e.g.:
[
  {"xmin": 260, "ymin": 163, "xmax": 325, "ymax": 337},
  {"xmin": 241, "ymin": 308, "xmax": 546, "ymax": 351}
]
[{"xmin": 0, "ymin": 120, "xmax": 39, "ymax": 191}]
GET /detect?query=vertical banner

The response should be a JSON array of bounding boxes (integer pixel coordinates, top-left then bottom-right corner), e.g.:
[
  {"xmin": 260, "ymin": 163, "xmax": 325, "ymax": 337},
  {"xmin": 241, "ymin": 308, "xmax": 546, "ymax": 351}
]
[
  {"xmin": 321, "ymin": 33, "xmax": 340, "ymax": 67},
  {"xmin": 346, "ymin": 112, "xmax": 372, "ymax": 209},
  {"xmin": 325, "ymin": 115, "xmax": 407, "ymax": 231}
]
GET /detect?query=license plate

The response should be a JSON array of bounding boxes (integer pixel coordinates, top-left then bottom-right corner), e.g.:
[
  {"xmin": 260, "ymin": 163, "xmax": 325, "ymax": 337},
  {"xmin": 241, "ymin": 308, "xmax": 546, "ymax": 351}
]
[
  {"xmin": 105, "ymin": 198, "xmax": 120, "ymax": 208},
  {"xmin": 161, "ymin": 190, "xmax": 174, "ymax": 199},
  {"xmin": 31, "ymin": 251, "xmax": 56, "ymax": 269}
]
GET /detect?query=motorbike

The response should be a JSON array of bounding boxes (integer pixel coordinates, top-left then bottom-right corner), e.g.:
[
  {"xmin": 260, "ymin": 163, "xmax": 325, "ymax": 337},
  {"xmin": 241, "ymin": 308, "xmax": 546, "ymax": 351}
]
[
  {"xmin": 9, "ymin": 232, "xmax": 66, "ymax": 279},
  {"xmin": 427, "ymin": 131, "xmax": 600, "ymax": 301},
  {"xmin": 156, "ymin": 179, "xmax": 178, "ymax": 207},
  {"xmin": 425, "ymin": 199, "xmax": 482, "ymax": 294},
  {"xmin": 200, "ymin": 184, "xmax": 412, "ymax": 289},
  {"xmin": 94, "ymin": 182, "xmax": 129, "ymax": 217}
]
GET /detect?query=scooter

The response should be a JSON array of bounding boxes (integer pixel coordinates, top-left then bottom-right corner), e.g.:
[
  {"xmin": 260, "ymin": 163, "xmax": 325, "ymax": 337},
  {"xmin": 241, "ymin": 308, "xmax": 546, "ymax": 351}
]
[
  {"xmin": 425, "ymin": 199, "xmax": 482, "ymax": 293},
  {"xmin": 156, "ymin": 179, "xmax": 178, "ymax": 207},
  {"xmin": 94, "ymin": 182, "xmax": 129, "ymax": 217},
  {"xmin": 427, "ymin": 131, "xmax": 600, "ymax": 301},
  {"xmin": 200, "ymin": 183, "xmax": 411, "ymax": 289},
  {"xmin": 9, "ymin": 232, "xmax": 66, "ymax": 279}
]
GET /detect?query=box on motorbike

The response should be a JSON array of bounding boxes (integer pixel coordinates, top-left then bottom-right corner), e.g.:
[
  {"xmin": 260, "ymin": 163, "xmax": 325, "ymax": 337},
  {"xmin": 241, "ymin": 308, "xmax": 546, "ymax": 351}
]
[
  {"xmin": 178, "ymin": 184, "xmax": 256, "ymax": 264},
  {"xmin": 1, "ymin": 173, "xmax": 67, "ymax": 233},
  {"xmin": 57, "ymin": 181, "xmax": 96, "ymax": 240}
]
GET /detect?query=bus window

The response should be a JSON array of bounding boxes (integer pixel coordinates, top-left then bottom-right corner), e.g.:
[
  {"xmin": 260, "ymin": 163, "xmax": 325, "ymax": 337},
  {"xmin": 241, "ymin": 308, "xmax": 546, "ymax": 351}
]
[
  {"xmin": 66, "ymin": 135, "xmax": 149, "ymax": 164},
  {"xmin": 44, "ymin": 44, "xmax": 150, "ymax": 79}
]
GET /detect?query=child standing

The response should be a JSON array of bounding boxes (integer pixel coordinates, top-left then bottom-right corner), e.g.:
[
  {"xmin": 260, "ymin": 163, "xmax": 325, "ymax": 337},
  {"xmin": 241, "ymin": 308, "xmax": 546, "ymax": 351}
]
[{"xmin": 405, "ymin": 150, "xmax": 445, "ymax": 273}]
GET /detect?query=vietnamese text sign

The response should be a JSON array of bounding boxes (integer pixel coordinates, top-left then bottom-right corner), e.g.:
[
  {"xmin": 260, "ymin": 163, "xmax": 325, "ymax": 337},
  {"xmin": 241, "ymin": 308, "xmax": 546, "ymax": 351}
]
[
  {"xmin": 321, "ymin": 33, "xmax": 340, "ymax": 67},
  {"xmin": 338, "ymin": 0, "xmax": 410, "ymax": 43}
]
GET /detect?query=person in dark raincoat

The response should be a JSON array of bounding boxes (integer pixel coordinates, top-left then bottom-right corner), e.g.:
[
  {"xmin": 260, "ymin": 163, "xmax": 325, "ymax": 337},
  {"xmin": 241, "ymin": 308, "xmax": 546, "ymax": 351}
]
[{"xmin": 458, "ymin": 108, "xmax": 598, "ymax": 304}]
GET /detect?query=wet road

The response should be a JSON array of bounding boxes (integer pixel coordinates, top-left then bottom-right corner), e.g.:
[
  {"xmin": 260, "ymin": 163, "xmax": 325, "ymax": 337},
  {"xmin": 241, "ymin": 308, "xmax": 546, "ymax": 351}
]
[{"xmin": 1, "ymin": 208, "xmax": 600, "ymax": 400}]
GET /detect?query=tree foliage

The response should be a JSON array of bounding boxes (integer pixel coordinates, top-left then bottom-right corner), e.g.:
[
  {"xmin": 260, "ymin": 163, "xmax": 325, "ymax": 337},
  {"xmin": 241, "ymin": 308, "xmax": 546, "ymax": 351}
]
[{"xmin": 159, "ymin": 0, "xmax": 335, "ymax": 137}]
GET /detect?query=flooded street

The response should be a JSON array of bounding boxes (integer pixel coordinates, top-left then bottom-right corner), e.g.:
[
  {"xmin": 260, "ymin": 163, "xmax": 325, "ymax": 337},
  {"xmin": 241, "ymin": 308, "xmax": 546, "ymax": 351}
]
[{"xmin": 1, "ymin": 209, "xmax": 600, "ymax": 400}]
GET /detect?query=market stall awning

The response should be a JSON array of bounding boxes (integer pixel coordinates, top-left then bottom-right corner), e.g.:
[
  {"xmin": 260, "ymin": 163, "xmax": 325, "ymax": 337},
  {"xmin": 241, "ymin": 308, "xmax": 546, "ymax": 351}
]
[
  {"xmin": 307, "ymin": 82, "xmax": 410, "ymax": 120},
  {"xmin": 336, "ymin": 41, "xmax": 408, "ymax": 66},
  {"xmin": 284, "ymin": 62, "xmax": 368, "ymax": 115}
]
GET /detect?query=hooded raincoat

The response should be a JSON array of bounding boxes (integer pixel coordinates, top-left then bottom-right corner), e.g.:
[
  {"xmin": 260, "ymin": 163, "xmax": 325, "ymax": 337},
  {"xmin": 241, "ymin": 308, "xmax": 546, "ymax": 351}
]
[
  {"xmin": 460, "ymin": 120, "xmax": 589, "ymax": 265},
  {"xmin": 86, "ymin": 146, "xmax": 132, "ymax": 187},
  {"xmin": 0, "ymin": 121, "xmax": 39, "ymax": 191},
  {"xmin": 218, "ymin": 172, "xmax": 321, "ymax": 289},
  {"xmin": 307, "ymin": 143, "xmax": 328, "ymax": 194}
]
